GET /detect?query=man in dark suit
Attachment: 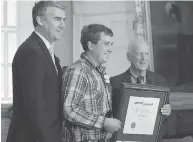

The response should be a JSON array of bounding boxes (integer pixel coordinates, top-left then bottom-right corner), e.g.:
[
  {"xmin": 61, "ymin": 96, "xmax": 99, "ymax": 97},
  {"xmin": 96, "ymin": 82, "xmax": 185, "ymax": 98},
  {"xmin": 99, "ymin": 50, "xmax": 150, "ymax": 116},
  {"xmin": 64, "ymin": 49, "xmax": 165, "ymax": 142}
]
[
  {"xmin": 110, "ymin": 38, "xmax": 171, "ymax": 142},
  {"xmin": 6, "ymin": 1, "xmax": 66, "ymax": 142}
]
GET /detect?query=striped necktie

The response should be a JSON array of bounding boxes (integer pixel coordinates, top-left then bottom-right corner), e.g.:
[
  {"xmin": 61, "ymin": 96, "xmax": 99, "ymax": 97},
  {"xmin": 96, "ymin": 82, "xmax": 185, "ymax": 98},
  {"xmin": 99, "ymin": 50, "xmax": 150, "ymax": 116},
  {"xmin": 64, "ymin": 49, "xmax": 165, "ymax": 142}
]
[
  {"xmin": 49, "ymin": 46, "xmax": 57, "ymax": 73},
  {"xmin": 136, "ymin": 75, "xmax": 144, "ymax": 84}
]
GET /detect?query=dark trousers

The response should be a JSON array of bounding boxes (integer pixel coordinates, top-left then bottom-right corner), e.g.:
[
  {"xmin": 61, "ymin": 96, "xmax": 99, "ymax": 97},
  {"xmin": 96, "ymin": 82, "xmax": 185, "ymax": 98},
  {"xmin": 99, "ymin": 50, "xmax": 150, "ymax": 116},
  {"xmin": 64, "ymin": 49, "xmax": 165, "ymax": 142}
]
[{"xmin": 177, "ymin": 34, "xmax": 193, "ymax": 84}]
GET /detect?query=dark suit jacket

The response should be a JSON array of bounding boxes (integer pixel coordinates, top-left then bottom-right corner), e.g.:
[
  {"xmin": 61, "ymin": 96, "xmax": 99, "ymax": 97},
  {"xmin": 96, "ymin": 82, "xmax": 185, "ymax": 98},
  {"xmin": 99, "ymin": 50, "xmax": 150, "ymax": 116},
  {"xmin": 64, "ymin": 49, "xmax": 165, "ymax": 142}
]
[
  {"xmin": 110, "ymin": 68, "xmax": 167, "ymax": 117},
  {"xmin": 110, "ymin": 69, "xmax": 169, "ymax": 141},
  {"xmin": 6, "ymin": 32, "xmax": 63, "ymax": 142}
]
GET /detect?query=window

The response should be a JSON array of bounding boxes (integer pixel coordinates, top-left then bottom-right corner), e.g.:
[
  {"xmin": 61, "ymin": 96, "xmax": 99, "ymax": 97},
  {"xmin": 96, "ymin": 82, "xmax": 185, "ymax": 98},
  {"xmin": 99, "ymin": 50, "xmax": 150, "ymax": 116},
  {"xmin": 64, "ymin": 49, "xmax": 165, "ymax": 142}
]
[{"xmin": 1, "ymin": 0, "xmax": 17, "ymax": 104}]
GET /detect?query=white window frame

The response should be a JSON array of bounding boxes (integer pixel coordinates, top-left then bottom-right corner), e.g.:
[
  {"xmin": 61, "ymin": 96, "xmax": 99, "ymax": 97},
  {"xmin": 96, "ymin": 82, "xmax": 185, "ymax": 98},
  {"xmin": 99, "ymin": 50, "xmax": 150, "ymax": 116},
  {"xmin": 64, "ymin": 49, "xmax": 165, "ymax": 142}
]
[{"xmin": 1, "ymin": 0, "xmax": 17, "ymax": 104}]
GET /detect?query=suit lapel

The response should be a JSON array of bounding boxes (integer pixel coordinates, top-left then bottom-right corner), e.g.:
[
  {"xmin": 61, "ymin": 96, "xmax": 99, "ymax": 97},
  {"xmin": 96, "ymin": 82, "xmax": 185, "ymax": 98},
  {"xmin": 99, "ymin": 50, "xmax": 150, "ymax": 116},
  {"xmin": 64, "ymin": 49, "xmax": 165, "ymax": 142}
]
[
  {"xmin": 54, "ymin": 56, "xmax": 64, "ymax": 119},
  {"xmin": 54, "ymin": 56, "xmax": 62, "ymax": 87},
  {"xmin": 121, "ymin": 69, "xmax": 132, "ymax": 83},
  {"xmin": 31, "ymin": 32, "xmax": 58, "ymax": 76},
  {"xmin": 121, "ymin": 69, "xmax": 154, "ymax": 85},
  {"xmin": 31, "ymin": 32, "xmax": 63, "ymax": 119},
  {"xmin": 146, "ymin": 70, "xmax": 153, "ymax": 85}
]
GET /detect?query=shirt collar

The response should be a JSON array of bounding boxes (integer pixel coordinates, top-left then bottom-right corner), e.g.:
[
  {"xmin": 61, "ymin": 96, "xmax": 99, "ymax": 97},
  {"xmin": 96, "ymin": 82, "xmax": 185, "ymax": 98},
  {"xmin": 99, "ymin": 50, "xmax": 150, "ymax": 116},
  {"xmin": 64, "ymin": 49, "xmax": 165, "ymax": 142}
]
[
  {"xmin": 81, "ymin": 52, "xmax": 99, "ymax": 69},
  {"xmin": 35, "ymin": 31, "xmax": 52, "ymax": 50},
  {"xmin": 130, "ymin": 67, "xmax": 146, "ymax": 79}
]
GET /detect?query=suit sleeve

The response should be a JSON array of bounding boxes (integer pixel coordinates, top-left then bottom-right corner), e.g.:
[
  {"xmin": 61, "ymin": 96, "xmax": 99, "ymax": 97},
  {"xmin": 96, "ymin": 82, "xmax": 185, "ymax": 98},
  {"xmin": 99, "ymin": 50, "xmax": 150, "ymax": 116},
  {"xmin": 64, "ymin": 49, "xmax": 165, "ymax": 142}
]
[
  {"xmin": 160, "ymin": 75, "xmax": 170, "ymax": 104},
  {"xmin": 16, "ymin": 49, "xmax": 60, "ymax": 142},
  {"xmin": 110, "ymin": 77, "xmax": 122, "ymax": 118}
]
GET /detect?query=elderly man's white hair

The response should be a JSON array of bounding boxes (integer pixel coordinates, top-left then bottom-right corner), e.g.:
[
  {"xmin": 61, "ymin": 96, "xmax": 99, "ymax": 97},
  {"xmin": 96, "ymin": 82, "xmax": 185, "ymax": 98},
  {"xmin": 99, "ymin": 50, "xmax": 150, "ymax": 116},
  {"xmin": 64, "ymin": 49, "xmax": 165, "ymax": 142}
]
[{"xmin": 127, "ymin": 38, "xmax": 150, "ymax": 60}]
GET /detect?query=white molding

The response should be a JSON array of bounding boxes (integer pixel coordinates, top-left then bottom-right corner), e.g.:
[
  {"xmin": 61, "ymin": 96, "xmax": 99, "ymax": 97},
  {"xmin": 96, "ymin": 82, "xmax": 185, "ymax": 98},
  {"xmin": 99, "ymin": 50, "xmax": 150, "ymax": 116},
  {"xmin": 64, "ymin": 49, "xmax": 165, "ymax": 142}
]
[
  {"xmin": 73, "ymin": 1, "xmax": 135, "ymax": 15},
  {"xmin": 145, "ymin": 1, "xmax": 154, "ymax": 72}
]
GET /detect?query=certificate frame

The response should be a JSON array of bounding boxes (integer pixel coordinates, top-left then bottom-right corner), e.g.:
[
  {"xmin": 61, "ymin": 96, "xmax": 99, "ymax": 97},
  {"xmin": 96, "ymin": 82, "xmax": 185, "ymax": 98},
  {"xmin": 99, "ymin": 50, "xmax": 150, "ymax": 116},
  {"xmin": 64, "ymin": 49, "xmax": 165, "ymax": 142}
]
[{"xmin": 112, "ymin": 82, "xmax": 170, "ymax": 142}]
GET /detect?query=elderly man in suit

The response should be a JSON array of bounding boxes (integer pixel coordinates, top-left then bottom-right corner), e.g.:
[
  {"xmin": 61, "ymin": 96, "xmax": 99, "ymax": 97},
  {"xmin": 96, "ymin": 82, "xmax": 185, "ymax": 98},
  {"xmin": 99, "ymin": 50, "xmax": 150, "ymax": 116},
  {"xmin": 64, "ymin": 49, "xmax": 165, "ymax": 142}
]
[
  {"xmin": 6, "ymin": 1, "xmax": 66, "ymax": 142},
  {"xmin": 110, "ymin": 38, "xmax": 171, "ymax": 142}
]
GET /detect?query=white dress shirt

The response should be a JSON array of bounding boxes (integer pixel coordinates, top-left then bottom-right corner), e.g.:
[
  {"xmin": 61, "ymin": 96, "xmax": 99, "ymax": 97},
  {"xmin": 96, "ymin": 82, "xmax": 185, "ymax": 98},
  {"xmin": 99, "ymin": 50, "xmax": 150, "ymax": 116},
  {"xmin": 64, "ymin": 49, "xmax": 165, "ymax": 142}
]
[{"xmin": 34, "ymin": 31, "xmax": 57, "ymax": 72}]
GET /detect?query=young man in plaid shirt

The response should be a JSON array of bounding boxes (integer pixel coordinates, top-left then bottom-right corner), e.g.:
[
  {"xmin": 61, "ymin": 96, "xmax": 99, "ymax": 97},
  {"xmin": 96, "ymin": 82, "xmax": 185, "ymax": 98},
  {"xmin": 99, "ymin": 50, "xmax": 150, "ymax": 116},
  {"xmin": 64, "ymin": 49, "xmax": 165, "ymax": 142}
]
[{"xmin": 62, "ymin": 24, "xmax": 121, "ymax": 142}]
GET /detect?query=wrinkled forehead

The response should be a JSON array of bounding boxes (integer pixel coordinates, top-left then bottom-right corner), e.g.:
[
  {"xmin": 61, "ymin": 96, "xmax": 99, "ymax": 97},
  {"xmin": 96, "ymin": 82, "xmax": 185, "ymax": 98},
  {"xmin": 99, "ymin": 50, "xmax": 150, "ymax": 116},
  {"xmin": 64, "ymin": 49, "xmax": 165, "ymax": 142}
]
[{"xmin": 133, "ymin": 42, "xmax": 150, "ymax": 53}]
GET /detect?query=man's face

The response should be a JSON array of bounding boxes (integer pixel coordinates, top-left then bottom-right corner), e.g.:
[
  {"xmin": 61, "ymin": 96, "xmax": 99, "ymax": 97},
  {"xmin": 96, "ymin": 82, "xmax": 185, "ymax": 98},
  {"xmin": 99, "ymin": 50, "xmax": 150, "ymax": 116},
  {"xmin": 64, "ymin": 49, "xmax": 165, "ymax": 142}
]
[
  {"xmin": 42, "ymin": 6, "xmax": 66, "ymax": 42},
  {"xmin": 92, "ymin": 32, "xmax": 114, "ymax": 65},
  {"xmin": 130, "ymin": 43, "xmax": 150, "ymax": 72}
]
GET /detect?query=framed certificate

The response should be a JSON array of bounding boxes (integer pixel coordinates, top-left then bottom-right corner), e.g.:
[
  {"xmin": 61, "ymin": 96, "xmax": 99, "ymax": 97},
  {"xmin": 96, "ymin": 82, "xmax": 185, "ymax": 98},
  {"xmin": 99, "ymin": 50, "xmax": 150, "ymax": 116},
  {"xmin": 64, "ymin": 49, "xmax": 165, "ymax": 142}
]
[{"xmin": 112, "ymin": 82, "xmax": 170, "ymax": 142}]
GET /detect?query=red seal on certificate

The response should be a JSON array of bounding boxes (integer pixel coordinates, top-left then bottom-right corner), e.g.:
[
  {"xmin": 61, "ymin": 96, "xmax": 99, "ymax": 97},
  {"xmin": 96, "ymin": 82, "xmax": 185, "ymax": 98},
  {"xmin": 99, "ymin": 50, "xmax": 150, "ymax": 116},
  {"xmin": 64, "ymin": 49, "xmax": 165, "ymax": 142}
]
[{"xmin": 131, "ymin": 122, "xmax": 136, "ymax": 129}]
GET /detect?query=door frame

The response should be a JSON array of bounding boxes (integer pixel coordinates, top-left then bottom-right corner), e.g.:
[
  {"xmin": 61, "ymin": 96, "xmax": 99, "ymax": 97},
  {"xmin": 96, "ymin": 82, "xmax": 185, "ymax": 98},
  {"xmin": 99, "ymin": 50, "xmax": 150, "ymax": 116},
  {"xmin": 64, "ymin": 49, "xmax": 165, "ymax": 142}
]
[{"xmin": 72, "ymin": 1, "xmax": 154, "ymax": 71}]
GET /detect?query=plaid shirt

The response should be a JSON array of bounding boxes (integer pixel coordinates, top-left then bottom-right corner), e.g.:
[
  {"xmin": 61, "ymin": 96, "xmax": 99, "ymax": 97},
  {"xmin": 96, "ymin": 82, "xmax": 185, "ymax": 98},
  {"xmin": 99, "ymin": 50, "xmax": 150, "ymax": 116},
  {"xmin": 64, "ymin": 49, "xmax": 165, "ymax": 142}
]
[{"xmin": 62, "ymin": 53, "xmax": 112, "ymax": 141}]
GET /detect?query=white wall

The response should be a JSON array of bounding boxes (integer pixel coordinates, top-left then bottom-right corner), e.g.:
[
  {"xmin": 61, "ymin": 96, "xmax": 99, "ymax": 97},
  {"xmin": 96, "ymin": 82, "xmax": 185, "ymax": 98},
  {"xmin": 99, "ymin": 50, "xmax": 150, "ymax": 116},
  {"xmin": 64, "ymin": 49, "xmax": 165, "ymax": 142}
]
[
  {"xmin": 54, "ymin": 1, "xmax": 73, "ymax": 67},
  {"xmin": 17, "ymin": 1, "xmax": 34, "ymax": 46}
]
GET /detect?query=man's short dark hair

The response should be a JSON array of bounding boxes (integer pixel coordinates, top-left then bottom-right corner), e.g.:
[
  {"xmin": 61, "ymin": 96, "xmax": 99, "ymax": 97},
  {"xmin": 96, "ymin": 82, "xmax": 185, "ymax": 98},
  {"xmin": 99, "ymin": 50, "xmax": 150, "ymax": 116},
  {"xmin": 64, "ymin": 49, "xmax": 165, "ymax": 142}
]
[
  {"xmin": 80, "ymin": 24, "xmax": 113, "ymax": 51},
  {"xmin": 32, "ymin": 1, "xmax": 65, "ymax": 27}
]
